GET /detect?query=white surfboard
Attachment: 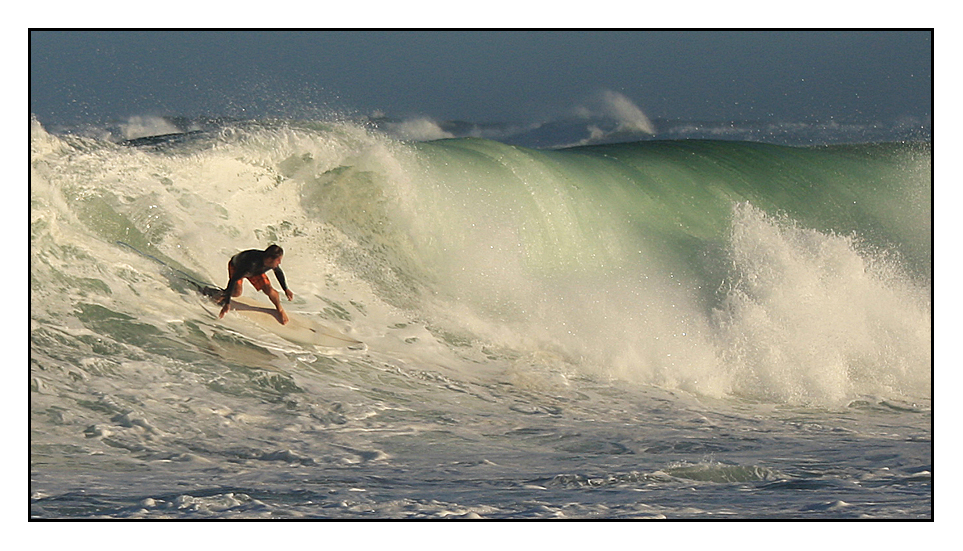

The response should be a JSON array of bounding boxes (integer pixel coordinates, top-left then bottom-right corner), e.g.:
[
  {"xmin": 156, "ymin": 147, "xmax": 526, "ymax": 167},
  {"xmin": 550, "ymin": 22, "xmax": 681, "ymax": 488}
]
[{"xmin": 225, "ymin": 296, "xmax": 363, "ymax": 348}]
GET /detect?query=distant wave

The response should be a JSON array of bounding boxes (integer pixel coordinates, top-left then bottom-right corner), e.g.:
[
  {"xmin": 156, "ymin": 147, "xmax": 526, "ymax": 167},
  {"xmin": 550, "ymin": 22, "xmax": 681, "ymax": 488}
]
[{"xmin": 36, "ymin": 85, "xmax": 931, "ymax": 150}]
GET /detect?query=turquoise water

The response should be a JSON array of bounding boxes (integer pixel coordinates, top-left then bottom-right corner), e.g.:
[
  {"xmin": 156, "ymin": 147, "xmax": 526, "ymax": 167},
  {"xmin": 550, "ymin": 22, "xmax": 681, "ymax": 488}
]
[{"xmin": 30, "ymin": 118, "xmax": 931, "ymax": 518}]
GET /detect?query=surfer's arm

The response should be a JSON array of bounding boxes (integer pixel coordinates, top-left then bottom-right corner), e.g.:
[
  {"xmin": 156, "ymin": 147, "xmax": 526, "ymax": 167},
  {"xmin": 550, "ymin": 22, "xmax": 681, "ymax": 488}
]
[
  {"xmin": 274, "ymin": 267, "xmax": 293, "ymax": 300},
  {"xmin": 219, "ymin": 274, "xmax": 244, "ymax": 318},
  {"xmin": 223, "ymin": 276, "xmax": 241, "ymax": 304}
]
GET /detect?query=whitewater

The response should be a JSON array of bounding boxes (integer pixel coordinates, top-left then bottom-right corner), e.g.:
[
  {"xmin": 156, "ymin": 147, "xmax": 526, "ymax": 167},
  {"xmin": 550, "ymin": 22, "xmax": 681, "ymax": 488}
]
[{"xmin": 30, "ymin": 115, "xmax": 931, "ymax": 519}]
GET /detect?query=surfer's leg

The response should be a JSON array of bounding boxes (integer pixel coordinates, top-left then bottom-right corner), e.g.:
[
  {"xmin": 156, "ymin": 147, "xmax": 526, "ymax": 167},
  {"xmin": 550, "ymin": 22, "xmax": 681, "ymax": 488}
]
[{"xmin": 262, "ymin": 284, "xmax": 289, "ymax": 325}]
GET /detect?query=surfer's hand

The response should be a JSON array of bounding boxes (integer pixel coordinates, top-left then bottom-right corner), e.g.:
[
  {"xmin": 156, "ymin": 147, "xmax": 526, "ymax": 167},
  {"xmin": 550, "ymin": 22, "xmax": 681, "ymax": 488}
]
[
  {"xmin": 219, "ymin": 303, "xmax": 230, "ymax": 319},
  {"xmin": 285, "ymin": 289, "xmax": 294, "ymax": 301}
]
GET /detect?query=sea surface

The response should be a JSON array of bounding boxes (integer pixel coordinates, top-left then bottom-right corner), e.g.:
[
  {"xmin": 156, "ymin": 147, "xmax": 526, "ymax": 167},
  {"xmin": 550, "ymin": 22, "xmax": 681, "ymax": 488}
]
[{"xmin": 30, "ymin": 114, "xmax": 931, "ymax": 519}]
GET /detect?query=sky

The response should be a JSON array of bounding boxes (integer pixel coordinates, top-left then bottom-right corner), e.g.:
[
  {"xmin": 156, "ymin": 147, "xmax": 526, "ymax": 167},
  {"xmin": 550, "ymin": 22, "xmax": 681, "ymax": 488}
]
[{"xmin": 30, "ymin": 30, "xmax": 931, "ymax": 129}]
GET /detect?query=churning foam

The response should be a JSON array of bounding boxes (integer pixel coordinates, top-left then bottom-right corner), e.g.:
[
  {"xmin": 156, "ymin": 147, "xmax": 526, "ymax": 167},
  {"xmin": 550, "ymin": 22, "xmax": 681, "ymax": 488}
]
[
  {"xmin": 712, "ymin": 203, "xmax": 931, "ymax": 404},
  {"xmin": 30, "ymin": 119, "xmax": 930, "ymax": 408}
]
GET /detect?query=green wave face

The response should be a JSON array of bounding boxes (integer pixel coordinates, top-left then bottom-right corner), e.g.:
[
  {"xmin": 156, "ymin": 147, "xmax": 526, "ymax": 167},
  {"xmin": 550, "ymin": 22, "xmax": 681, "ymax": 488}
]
[{"xmin": 31, "ymin": 120, "xmax": 931, "ymax": 406}]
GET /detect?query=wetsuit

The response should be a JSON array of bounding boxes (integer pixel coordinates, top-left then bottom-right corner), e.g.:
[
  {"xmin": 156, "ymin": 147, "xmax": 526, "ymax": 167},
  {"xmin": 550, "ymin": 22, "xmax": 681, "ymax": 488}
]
[{"xmin": 222, "ymin": 249, "xmax": 289, "ymax": 307}]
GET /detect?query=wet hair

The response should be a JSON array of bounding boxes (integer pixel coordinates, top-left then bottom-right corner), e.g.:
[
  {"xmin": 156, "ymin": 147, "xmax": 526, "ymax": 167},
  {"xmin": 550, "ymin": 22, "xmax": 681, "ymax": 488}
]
[{"xmin": 265, "ymin": 244, "xmax": 284, "ymax": 259}]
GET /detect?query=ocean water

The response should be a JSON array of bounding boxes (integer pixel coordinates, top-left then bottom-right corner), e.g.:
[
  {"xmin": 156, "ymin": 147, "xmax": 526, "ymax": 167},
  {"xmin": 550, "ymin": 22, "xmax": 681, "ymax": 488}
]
[{"xmin": 30, "ymin": 115, "xmax": 931, "ymax": 519}]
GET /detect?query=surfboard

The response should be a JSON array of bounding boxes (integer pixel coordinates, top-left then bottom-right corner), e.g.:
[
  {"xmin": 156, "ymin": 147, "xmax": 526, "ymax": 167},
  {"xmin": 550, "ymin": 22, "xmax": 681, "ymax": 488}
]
[{"xmin": 223, "ymin": 296, "xmax": 363, "ymax": 349}]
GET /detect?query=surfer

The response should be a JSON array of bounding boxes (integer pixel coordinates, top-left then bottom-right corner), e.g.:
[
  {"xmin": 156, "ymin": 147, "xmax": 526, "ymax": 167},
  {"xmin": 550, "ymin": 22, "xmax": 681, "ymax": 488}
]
[{"xmin": 218, "ymin": 244, "xmax": 294, "ymax": 324}]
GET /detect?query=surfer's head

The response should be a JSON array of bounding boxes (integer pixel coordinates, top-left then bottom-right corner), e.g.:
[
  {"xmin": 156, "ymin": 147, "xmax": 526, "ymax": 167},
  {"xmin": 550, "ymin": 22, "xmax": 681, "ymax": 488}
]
[{"xmin": 265, "ymin": 244, "xmax": 284, "ymax": 268}]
